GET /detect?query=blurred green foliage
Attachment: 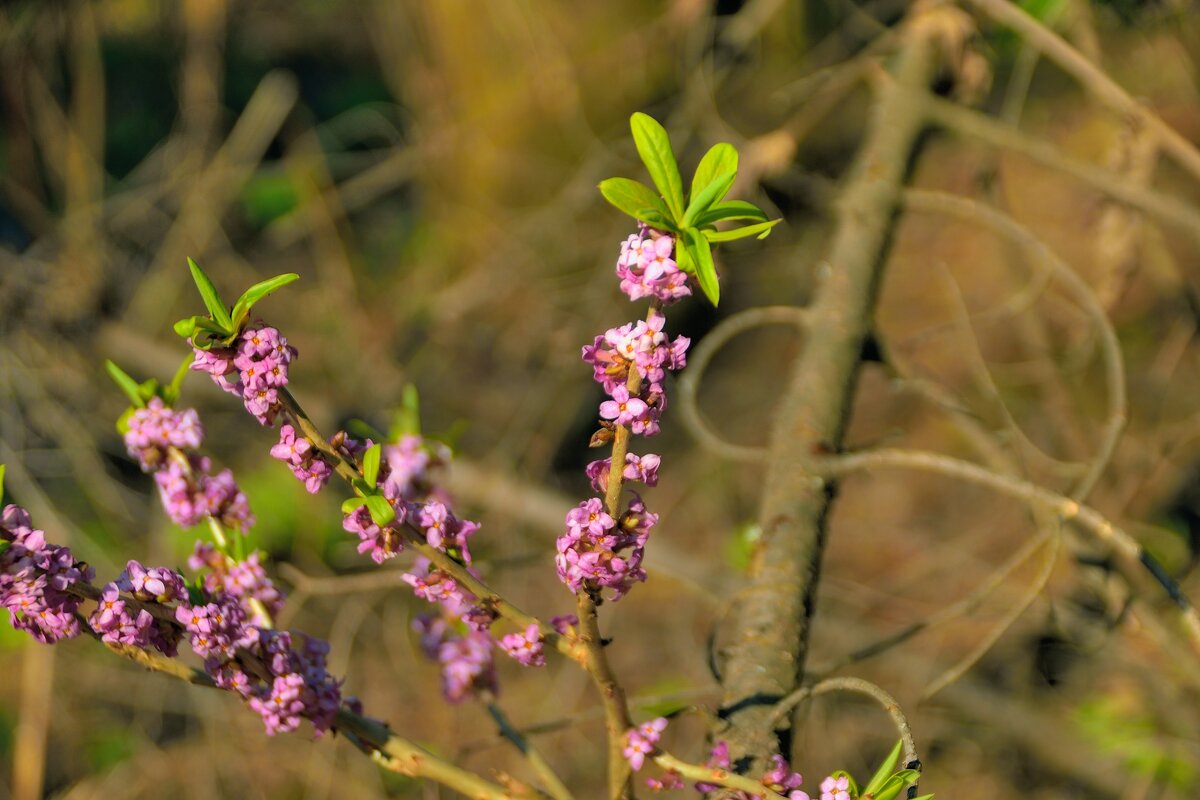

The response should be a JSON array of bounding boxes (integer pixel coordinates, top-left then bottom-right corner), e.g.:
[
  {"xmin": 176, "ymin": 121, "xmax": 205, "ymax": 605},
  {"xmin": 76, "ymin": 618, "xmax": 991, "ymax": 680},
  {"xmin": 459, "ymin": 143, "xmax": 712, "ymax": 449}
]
[{"xmin": 1074, "ymin": 694, "xmax": 1196, "ymax": 790}]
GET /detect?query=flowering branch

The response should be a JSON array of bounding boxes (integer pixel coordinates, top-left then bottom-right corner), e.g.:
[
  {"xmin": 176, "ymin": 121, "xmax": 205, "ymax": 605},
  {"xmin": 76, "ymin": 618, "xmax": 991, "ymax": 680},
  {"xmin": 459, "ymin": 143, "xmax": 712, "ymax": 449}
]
[
  {"xmin": 273, "ymin": 386, "xmax": 578, "ymax": 661},
  {"xmin": 91, "ymin": 629, "xmax": 514, "ymax": 799},
  {"xmin": 651, "ymin": 751, "xmax": 789, "ymax": 798}
]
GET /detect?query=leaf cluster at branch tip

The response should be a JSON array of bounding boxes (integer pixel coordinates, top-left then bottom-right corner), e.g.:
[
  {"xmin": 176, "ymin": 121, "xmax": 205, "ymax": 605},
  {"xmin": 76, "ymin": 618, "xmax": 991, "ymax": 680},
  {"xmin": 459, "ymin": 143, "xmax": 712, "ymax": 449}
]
[{"xmin": 598, "ymin": 113, "xmax": 781, "ymax": 306}]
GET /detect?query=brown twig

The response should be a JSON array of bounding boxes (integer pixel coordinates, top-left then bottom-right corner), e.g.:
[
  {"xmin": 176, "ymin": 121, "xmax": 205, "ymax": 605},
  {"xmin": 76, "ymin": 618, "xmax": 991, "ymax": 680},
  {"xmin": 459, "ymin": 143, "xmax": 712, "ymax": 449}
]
[
  {"xmin": 484, "ymin": 699, "xmax": 575, "ymax": 800},
  {"xmin": 676, "ymin": 307, "xmax": 809, "ymax": 463},
  {"xmin": 809, "ymin": 527, "xmax": 1058, "ymax": 677},
  {"xmin": 809, "ymin": 447, "xmax": 1200, "ymax": 657},
  {"xmin": 901, "ymin": 189, "xmax": 1127, "ymax": 503},
  {"xmin": 919, "ymin": 527, "xmax": 1061, "ymax": 701},
  {"xmin": 651, "ymin": 751, "xmax": 788, "ymax": 798},
  {"xmin": 962, "ymin": 0, "xmax": 1200, "ymax": 185},
  {"xmin": 766, "ymin": 676, "xmax": 918, "ymax": 775},
  {"xmin": 922, "ymin": 94, "xmax": 1200, "ymax": 248}
]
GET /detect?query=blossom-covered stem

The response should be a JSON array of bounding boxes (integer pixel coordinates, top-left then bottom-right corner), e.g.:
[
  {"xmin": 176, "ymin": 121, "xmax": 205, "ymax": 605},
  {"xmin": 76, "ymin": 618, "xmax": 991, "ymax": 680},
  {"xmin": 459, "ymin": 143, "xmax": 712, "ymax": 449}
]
[
  {"xmin": 66, "ymin": 582, "xmax": 179, "ymax": 627},
  {"xmin": 85, "ymin": 628, "xmax": 513, "ymax": 798},
  {"xmin": 206, "ymin": 517, "xmax": 274, "ymax": 627},
  {"xmin": 275, "ymin": 388, "xmax": 359, "ymax": 484},
  {"xmin": 483, "ymin": 697, "xmax": 575, "ymax": 800},
  {"xmin": 583, "ymin": 301, "xmax": 662, "ymax": 800},
  {"xmin": 177, "ymin": 454, "xmax": 273, "ymax": 628},
  {"xmin": 602, "ymin": 301, "xmax": 662, "ymax": 517},
  {"xmin": 576, "ymin": 592, "xmax": 635, "ymax": 800},
  {"xmin": 652, "ymin": 751, "xmax": 788, "ymax": 798},
  {"xmin": 275, "ymin": 386, "xmax": 581, "ymax": 661}
]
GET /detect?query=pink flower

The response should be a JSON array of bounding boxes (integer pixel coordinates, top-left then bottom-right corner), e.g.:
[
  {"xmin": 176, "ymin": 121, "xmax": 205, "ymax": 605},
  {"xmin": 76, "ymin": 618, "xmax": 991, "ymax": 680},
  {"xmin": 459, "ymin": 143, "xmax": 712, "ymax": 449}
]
[
  {"xmin": 499, "ymin": 624, "xmax": 545, "ymax": 667},
  {"xmin": 819, "ymin": 774, "xmax": 851, "ymax": 800},
  {"xmin": 622, "ymin": 717, "xmax": 668, "ymax": 771},
  {"xmin": 599, "ymin": 385, "xmax": 648, "ymax": 427}
]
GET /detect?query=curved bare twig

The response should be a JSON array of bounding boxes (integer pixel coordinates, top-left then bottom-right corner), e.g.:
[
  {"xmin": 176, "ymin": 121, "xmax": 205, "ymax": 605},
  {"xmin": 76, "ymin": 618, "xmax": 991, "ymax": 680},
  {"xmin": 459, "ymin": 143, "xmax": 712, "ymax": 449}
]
[{"xmin": 677, "ymin": 306, "xmax": 810, "ymax": 462}]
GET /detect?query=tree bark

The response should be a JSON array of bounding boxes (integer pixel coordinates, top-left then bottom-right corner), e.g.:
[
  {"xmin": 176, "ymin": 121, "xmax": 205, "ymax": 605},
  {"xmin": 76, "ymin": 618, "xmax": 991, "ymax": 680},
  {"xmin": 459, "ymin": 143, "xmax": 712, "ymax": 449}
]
[{"xmin": 715, "ymin": 9, "xmax": 940, "ymax": 770}]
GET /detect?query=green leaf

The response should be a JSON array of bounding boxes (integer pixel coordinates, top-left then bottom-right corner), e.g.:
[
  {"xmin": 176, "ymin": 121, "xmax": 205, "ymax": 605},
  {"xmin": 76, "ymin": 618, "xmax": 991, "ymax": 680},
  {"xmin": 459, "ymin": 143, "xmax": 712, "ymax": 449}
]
[
  {"xmin": 830, "ymin": 771, "xmax": 858, "ymax": 797},
  {"xmin": 341, "ymin": 497, "xmax": 367, "ymax": 515},
  {"xmin": 702, "ymin": 219, "xmax": 781, "ymax": 243},
  {"xmin": 872, "ymin": 770, "xmax": 922, "ymax": 800},
  {"xmin": 137, "ymin": 378, "xmax": 160, "ymax": 405},
  {"xmin": 173, "ymin": 315, "xmax": 231, "ymax": 344},
  {"xmin": 362, "ymin": 444, "xmax": 382, "ymax": 487},
  {"xmin": 598, "ymin": 178, "xmax": 673, "ymax": 228},
  {"xmin": 346, "ymin": 418, "xmax": 387, "ymax": 443},
  {"xmin": 864, "ymin": 741, "xmax": 905, "ymax": 795},
  {"xmin": 230, "ymin": 273, "xmax": 300, "ymax": 331},
  {"xmin": 187, "ymin": 258, "xmax": 234, "ymax": 332},
  {"xmin": 364, "ymin": 495, "xmax": 395, "ymax": 526},
  {"xmin": 105, "ymin": 360, "xmax": 147, "ymax": 408},
  {"xmin": 684, "ymin": 171, "xmax": 736, "ymax": 226},
  {"xmin": 695, "ymin": 200, "xmax": 770, "ymax": 226},
  {"xmin": 116, "ymin": 406, "xmax": 137, "ymax": 435},
  {"xmin": 186, "ymin": 582, "xmax": 207, "ymax": 606},
  {"xmin": 680, "ymin": 227, "xmax": 719, "ymax": 306},
  {"xmin": 351, "ymin": 477, "xmax": 373, "ymax": 497},
  {"xmin": 0, "ymin": 540, "xmax": 8, "ymax": 557},
  {"xmin": 162, "ymin": 355, "xmax": 193, "ymax": 406},
  {"xmin": 0, "ymin": 464, "xmax": 6, "ymax": 503},
  {"xmin": 630, "ymin": 113, "xmax": 685, "ymax": 221},
  {"xmin": 232, "ymin": 529, "xmax": 246, "ymax": 561},
  {"xmin": 690, "ymin": 142, "xmax": 738, "ymax": 204},
  {"xmin": 1020, "ymin": 0, "xmax": 1067, "ymax": 24},
  {"xmin": 637, "ymin": 209, "xmax": 678, "ymax": 232},
  {"xmin": 390, "ymin": 384, "xmax": 422, "ymax": 440},
  {"xmin": 174, "ymin": 317, "xmax": 199, "ymax": 339}
]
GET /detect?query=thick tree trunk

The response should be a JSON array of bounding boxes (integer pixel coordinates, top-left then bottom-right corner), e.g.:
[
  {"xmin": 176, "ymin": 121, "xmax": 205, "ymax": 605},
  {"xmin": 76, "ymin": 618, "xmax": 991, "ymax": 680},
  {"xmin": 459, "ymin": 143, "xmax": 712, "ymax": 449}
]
[{"xmin": 715, "ymin": 10, "xmax": 940, "ymax": 770}]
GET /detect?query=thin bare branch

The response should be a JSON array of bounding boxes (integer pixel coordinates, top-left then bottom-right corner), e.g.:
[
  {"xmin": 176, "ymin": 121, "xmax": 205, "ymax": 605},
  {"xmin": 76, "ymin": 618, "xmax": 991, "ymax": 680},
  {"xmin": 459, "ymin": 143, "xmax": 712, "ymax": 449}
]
[{"xmin": 677, "ymin": 306, "xmax": 809, "ymax": 462}]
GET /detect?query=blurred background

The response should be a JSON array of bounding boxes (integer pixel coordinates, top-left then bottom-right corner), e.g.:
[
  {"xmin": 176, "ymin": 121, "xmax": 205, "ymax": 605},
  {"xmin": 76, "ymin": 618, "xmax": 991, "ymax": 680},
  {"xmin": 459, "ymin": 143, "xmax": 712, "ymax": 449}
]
[{"xmin": 3, "ymin": 0, "xmax": 1200, "ymax": 797}]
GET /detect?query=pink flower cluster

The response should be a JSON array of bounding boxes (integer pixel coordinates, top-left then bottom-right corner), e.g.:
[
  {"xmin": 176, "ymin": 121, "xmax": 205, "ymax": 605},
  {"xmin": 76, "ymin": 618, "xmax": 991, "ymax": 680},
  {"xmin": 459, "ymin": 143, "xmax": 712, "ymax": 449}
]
[
  {"xmin": 623, "ymin": 717, "xmax": 668, "ymax": 771},
  {"xmin": 190, "ymin": 323, "xmax": 297, "ymax": 425},
  {"xmin": 585, "ymin": 453, "xmax": 660, "ymax": 494},
  {"xmin": 90, "ymin": 560, "xmax": 186, "ymax": 655},
  {"xmin": 690, "ymin": 741, "xmax": 810, "ymax": 799},
  {"xmin": 123, "ymin": 399, "xmax": 254, "ymax": 532},
  {"xmin": 499, "ymin": 623, "xmax": 545, "ymax": 667},
  {"xmin": 617, "ymin": 227, "xmax": 691, "ymax": 303},
  {"xmin": 819, "ymin": 775, "xmax": 852, "ymax": 800},
  {"xmin": 167, "ymin": 576, "xmax": 340, "ymax": 736},
  {"xmin": 338, "ymin": 435, "xmax": 462, "ymax": 566},
  {"xmin": 413, "ymin": 612, "xmax": 497, "ymax": 703},
  {"xmin": 270, "ymin": 424, "xmax": 333, "ymax": 494},
  {"xmin": 1, "ymin": 504, "xmax": 92, "ymax": 643},
  {"xmin": 6, "ymin": 477, "xmax": 339, "ymax": 737},
  {"xmin": 153, "ymin": 456, "xmax": 255, "ymax": 530},
  {"xmin": 384, "ymin": 434, "xmax": 451, "ymax": 503},
  {"xmin": 582, "ymin": 309, "xmax": 688, "ymax": 438},
  {"xmin": 208, "ymin": 628, "xmax": 342, "ymax": 736},
  {"xmin": 559, "ymin": 229, "xmax": 691, "ymax": 603},
  {"xmin": 190, "ymin": 542, "xmax": 284, "ymax": 620},
  {"xmin": 556, "ymin": 496, "xmax": 656, "ymax": 600},
  {"xmin": 124, "ymin": 397, "xmax": 203, "ymax": 470}
]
